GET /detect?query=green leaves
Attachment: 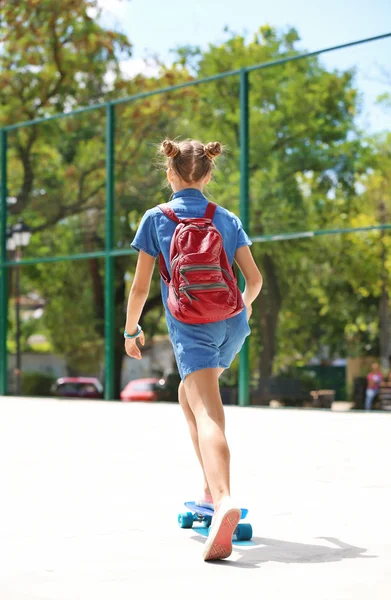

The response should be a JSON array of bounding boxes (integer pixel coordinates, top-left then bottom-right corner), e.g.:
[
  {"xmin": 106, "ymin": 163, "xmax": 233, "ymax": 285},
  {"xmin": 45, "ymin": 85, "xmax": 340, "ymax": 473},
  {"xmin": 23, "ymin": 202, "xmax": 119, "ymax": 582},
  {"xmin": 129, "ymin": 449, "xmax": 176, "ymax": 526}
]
[
  {"xmin": 3, "ymin": 13, "xmax": 390, "ymax": 385},
  {"xmin": 171, "ymin": 27, "xmax": 389, "ymax": 374},
  {"xmin": 0, "ymin": 0, "xmax": 132, "ymax": 125}
]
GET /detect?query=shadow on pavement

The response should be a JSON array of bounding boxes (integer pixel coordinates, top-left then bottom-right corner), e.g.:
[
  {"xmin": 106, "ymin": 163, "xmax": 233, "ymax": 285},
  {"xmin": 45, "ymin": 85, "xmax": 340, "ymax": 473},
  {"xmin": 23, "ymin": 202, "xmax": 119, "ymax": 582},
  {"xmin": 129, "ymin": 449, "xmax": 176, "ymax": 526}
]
[{"xmin": 191, "ymin": 533, "xmax": 375, "ymax": 569}]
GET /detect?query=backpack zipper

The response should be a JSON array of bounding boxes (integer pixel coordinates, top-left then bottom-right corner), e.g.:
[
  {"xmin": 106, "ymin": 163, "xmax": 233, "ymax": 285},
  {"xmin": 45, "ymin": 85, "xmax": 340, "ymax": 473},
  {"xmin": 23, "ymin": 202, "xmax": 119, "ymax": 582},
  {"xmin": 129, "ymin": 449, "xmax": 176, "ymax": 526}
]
[
  {"xmin": 170, "ymin": 255, "xmax": 179, "ymax": 271},
  {"xmin": 179, "ymin": 282, "xmax": 229, "ymax": 303},
  {"xmin": 179, "ymin": 264, "xmax": 232, "ymax": 283},
  {"xmin": 181, "ymin": 224, "xmax": 210, "ymax": 230}
]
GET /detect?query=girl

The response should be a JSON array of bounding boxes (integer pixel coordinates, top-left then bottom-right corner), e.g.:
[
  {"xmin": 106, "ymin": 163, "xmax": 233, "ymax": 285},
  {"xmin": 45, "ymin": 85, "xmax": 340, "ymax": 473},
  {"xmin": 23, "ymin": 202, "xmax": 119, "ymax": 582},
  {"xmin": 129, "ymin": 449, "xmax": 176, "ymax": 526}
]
[{"xmin": 124, "ymin": 139, "xmax": 263, "ymax": 561}]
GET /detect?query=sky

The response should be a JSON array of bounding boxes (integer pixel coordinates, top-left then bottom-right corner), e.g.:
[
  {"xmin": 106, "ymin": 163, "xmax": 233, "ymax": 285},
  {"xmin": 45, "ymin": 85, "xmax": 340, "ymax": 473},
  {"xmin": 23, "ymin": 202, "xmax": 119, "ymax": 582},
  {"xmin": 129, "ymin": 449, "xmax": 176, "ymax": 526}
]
[{"xmin": 97, "ymin": 0, "xmax": 391, "ymax": 132}]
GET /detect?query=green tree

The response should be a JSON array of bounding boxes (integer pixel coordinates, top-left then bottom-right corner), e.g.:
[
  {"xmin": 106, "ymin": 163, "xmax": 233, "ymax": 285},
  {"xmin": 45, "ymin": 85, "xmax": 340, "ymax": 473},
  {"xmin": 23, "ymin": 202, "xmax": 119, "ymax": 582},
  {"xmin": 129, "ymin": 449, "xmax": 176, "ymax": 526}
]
[
  {"xmin": 0, "ymin": 0, "xmax": 131, "ymax": 124},
  {"xmin": 341, "ymin": 133, "xmax": 391, "ymax": 368},
  {"xmin": 3, "ymin": 10, "xmax": 389, "ymax": 396},
  {"xmin": 1, "ymin": 0, "xmax": 130, "ymax": 392},
  {"xmin": 174, "ymin": 26, "xmax": 366, "ymax": 377},
  {"xmin": 1, "ymin": 0, "xmax": 198, "ymax": 395}
]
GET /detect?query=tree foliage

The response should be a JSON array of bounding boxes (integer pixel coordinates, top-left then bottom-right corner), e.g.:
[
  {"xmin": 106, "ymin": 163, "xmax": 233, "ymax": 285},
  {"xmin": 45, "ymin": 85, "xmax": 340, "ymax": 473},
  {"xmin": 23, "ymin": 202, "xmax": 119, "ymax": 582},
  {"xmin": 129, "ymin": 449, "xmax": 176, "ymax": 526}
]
[{"xmin": 2, "ymin": 5, "xmax": 390, "ymax": 393}]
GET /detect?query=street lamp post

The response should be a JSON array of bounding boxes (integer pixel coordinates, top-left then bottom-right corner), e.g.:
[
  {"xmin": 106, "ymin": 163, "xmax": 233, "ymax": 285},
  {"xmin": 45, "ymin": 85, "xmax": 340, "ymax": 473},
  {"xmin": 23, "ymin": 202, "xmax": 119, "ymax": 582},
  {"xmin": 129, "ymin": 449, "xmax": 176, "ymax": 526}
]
[{"xmin": 6, "ymin": 219, "xmax": 32, "ymax": 396}]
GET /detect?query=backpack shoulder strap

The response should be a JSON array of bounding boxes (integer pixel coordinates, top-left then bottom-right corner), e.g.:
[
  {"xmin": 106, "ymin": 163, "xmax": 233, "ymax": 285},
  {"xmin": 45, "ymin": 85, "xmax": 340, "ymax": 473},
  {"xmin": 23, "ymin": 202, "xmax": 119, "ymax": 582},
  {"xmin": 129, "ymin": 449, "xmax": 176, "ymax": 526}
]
[
  {"xmin": 158, "ymin": 204, "xmax": 179, "ymax": 285},
  {"xmin": 158, "ymin": 204, "xmax": 180, "ymax": 223},
  {"xmin": 159, "ymin": 253, "xmax": 170, "ymax": 285},
  {"xmin": 204, "ymin": 201, "xmax": 218, "ymax": 220}
]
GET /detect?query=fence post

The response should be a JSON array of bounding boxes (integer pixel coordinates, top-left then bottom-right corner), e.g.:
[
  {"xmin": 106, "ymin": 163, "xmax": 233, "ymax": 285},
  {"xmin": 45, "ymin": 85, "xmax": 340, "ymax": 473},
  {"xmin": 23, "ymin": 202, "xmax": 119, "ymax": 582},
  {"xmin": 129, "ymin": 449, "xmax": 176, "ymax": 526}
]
[
  {"xmin": 104, "ymin": 105, "xmax": 115, "ymax": 400},
  {"xmin": 238, "ymin": 69, "xmax": 250, "ymax": 407},
  {"xmin": 0, "ymin": 130, "xmax": 8, "ymax": 396}
]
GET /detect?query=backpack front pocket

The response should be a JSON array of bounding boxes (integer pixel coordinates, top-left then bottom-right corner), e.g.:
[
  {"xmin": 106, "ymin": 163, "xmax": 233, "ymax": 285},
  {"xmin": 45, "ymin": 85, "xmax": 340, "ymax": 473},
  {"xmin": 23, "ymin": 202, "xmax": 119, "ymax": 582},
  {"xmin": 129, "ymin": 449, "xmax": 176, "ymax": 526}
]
[
  {"xmin": 179, "ymin": 264, "xmax": 232, "ymax": 285},
  {"xmin": 179, "ymin": 282, "xmax": 229, "ymax": 303}
]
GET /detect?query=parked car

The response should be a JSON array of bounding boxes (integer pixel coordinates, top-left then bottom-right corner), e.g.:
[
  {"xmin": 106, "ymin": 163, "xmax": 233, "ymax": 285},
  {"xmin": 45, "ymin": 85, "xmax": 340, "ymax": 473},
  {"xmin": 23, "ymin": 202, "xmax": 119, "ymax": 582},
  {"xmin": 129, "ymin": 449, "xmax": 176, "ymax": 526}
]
[
  {"xmin": 120, "ymin": 377, "xmax": 166, "ymax": 402},
  {"xmin": 52, "ymin": 377, "xmax": 104, "ymax": 399}
]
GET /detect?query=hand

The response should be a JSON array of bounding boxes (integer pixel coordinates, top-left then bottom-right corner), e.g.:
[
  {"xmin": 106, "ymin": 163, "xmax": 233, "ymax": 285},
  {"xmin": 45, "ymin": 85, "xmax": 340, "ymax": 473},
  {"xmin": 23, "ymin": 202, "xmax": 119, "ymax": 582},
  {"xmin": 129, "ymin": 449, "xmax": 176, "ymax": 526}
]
[
  {"xmin": 246, "ymin": 304, "xmax": 252, "ymax": 321},
  {"xmin": 124, "ymin": 331, "xmax": 145, "ymax": 360}
]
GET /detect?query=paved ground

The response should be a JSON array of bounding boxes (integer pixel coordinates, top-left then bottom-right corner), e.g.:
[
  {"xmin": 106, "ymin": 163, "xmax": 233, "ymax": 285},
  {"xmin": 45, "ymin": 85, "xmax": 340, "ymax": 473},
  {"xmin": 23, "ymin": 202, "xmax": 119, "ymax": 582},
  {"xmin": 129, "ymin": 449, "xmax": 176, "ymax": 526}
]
[{"xmin": 0, "ymin": 397, "xmax": 390, "ymax": 599}]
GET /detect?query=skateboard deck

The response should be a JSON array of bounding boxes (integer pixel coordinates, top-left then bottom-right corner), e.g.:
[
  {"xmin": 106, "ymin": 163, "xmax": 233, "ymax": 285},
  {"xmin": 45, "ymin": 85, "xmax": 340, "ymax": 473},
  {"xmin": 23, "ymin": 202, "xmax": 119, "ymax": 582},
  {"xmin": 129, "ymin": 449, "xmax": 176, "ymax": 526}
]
[
  {"xmin": 178, "ymin": 501, "xmax": 252, "ymax": 541},
  {"xmin": 184, "ymin": 501, "xmax": 248, "ymax": 519}
]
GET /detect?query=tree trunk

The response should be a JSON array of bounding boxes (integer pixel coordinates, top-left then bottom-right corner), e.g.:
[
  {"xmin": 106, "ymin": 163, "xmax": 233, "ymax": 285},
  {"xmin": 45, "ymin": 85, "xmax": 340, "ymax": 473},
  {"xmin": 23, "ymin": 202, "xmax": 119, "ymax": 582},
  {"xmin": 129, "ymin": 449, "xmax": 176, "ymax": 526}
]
[
  {"xmin": 258, "ymin": 254, "xmax": 282, "ymax": 377},
  {"xmin": 10, "ymin": 130, "xmax": 37, "ymax": 215},
  {"xmin": 379, "ymin": 284, "xmax": 389, "ymax": 371},
  {"xmin": 113, "ymin": 326, "xmax": 125, "ymax": 400},
  {"xmin": 88, "ymin": 257, "xmax": 105, "ymax": 334},
  {"xmin": 379, "ymin": 200, "xmax": 390, "ymax": 371},
  {"xmin": 113, "ymin": 258, "xmax": 127, "ymax": 399},
  {"xmin": 88, "ymin": 252, "xmax": 166, "ymax": 398}
]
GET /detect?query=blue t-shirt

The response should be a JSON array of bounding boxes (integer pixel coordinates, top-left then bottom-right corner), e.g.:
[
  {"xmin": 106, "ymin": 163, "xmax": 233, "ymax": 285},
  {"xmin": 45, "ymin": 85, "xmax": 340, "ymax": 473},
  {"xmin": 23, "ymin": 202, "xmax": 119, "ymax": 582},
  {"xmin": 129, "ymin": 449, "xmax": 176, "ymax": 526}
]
[{"xmin": 131, "ymin": 187, "xmax": 252, "ymax": 310}]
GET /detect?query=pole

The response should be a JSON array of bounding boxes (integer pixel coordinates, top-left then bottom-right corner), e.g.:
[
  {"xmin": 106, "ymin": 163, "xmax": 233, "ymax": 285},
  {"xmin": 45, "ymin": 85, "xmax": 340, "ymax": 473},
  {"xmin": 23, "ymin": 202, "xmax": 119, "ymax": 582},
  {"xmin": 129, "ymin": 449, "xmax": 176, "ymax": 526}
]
[
  {"xmin": 238, "ymin": 69, "xmax": 250, "ymax": 407},
  {"xmin": 0, "ymin": 130, "xmax": 7, "ymax": 395},
  {"xmin": 15, "ymin": 249, "xmax": 21, "ymax": 395},
  {"xmin": 104, "ymin": 105, "xmax": 115, "ymax": 400}
]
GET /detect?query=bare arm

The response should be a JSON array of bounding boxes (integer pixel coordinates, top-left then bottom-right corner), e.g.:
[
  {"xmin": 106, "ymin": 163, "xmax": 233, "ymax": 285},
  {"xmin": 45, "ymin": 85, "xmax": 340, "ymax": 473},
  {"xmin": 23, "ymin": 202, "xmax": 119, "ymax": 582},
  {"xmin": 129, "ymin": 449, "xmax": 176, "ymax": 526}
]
[
  {"xmin": 234, "ymin": 245, "xmax": 263, "ymax": 314},
  {"xmin": 124, "ymin": 250, "xmax": 156, "ymax": 360}
]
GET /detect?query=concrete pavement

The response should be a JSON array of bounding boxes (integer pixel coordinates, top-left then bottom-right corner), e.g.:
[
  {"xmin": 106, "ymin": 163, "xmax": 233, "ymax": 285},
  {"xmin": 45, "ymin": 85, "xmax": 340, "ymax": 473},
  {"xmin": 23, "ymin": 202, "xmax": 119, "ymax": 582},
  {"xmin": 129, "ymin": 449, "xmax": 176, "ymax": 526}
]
[{"xmin": 0, "ymin": 397, "xmax": 390, "ymax": 599}]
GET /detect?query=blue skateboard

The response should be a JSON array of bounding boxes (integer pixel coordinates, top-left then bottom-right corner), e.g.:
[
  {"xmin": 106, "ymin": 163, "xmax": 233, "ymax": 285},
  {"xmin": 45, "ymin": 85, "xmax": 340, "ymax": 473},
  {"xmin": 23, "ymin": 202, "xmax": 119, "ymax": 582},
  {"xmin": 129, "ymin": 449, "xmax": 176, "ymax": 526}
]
[{"xmin": 178, "ymin": 501, "xmax": 253, "ymax": 541}]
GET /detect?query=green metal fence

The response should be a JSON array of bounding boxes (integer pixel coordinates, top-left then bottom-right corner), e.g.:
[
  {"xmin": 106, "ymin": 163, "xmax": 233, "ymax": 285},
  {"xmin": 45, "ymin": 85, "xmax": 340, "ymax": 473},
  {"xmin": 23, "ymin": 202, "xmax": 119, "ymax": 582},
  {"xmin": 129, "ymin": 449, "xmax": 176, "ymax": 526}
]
[{"xmin": 1, "ymin": 32, "xmax": 391, "ymax": 403}]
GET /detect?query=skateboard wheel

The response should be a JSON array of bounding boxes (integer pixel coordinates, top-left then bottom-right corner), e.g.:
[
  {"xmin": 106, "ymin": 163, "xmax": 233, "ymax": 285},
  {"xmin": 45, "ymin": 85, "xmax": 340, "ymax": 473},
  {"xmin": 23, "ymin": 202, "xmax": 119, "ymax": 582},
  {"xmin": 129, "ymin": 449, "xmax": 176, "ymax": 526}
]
[
  {"xmin": 235, "ymin": 523, "xmax": 253, "ymax": 541},
  {"xmin": 178, "ymin": 512, "xmax": 194, "ymax": 529},
  {"xmin": 203, "ymin": 516, "xmax": 212, "ymax": 528}
]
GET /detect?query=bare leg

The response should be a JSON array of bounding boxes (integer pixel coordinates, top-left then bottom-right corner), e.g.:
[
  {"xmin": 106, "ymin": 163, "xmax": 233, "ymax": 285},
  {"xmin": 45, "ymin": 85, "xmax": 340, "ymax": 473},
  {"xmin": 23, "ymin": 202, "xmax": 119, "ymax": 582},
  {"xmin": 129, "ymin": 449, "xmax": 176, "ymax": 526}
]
[
  {"xmin": 178, "ymin": 381, "xmax": 210, "ymax": 495},
  {"xmin": 178, "ymin": 369, "xmax": 225, "ymax": 497},
  {"xmin": 183, "ymin": 368, "xmax": 230, "ymax": 509}
]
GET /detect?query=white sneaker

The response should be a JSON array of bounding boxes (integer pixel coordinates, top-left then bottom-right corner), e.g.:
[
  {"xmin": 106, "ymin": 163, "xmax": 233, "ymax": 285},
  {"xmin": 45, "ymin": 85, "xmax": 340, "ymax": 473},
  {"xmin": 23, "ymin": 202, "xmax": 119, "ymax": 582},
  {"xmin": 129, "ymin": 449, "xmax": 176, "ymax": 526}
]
[{"xmin": 202, "ymin": 497, "xmax": 241, "ymax": 561}]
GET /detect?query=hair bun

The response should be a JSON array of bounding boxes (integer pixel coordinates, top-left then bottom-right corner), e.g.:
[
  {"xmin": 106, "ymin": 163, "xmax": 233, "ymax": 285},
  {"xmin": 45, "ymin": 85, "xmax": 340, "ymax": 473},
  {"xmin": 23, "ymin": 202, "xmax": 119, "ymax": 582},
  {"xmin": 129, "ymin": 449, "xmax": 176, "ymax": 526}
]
[
  {"xmin": 204, "ymin": 141, "xmax": 222, "ymax": 160},
  {"xmin": 162, "ymin": 139, "xmax": 180, "ymax": 158}
]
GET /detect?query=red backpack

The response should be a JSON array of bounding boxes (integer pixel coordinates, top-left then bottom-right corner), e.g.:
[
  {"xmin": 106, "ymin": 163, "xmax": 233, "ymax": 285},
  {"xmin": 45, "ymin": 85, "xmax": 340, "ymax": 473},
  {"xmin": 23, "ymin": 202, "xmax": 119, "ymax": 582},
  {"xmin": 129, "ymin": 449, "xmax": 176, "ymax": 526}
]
[{"xmin": 158, "ymin": 201, "xmax": 244, "ymax": 324}]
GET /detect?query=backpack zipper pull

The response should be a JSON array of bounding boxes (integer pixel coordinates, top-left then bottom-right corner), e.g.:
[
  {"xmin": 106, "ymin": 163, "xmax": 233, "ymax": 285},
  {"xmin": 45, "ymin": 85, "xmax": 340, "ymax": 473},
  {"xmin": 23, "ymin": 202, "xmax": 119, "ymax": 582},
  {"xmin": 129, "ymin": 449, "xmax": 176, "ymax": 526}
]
[
  {"xmin": 179, "ymin": 268, "xmax": 189, "ymax": 284},
  {"xmin": 180, "ymin": 287, "xmax": 199, "ymax": 303}
]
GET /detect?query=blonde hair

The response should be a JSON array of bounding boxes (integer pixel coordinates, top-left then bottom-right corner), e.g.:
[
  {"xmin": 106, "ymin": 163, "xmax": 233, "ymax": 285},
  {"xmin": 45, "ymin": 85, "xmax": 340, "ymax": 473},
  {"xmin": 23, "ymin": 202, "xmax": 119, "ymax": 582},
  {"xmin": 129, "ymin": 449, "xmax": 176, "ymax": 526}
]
[{"xmin": 159, "ymin": 139, "xmax": 223, "ymax": 184}]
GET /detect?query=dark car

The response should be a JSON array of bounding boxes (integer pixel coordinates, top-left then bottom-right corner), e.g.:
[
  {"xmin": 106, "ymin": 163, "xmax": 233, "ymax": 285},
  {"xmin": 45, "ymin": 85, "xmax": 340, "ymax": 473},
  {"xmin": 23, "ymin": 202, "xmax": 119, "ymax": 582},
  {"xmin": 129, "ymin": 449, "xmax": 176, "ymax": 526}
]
[{"xmin": 52, "ymin": 377, "xmax": 104, "ymax": 399}]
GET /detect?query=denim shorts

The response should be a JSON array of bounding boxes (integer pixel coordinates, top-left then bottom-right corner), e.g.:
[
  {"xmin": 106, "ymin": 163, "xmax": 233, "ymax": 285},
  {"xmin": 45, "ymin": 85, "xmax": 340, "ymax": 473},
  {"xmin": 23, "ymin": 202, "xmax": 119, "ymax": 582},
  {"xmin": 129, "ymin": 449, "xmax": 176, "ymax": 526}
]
[{"xmin": 166, "ymin": 308, "xmax": 251, "ymax": 380}]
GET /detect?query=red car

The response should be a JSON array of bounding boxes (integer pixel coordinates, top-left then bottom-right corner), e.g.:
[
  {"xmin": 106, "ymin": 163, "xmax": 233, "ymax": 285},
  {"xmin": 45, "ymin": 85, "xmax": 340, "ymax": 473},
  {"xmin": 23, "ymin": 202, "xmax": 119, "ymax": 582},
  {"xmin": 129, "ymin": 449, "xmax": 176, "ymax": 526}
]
[
  {"xmin": 120, "ymin": 378, "xmax": 165, "ymax": 402},
  {"xmin": 52, "ymin": 377, "xmax": 104, "ymax": 399}
]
